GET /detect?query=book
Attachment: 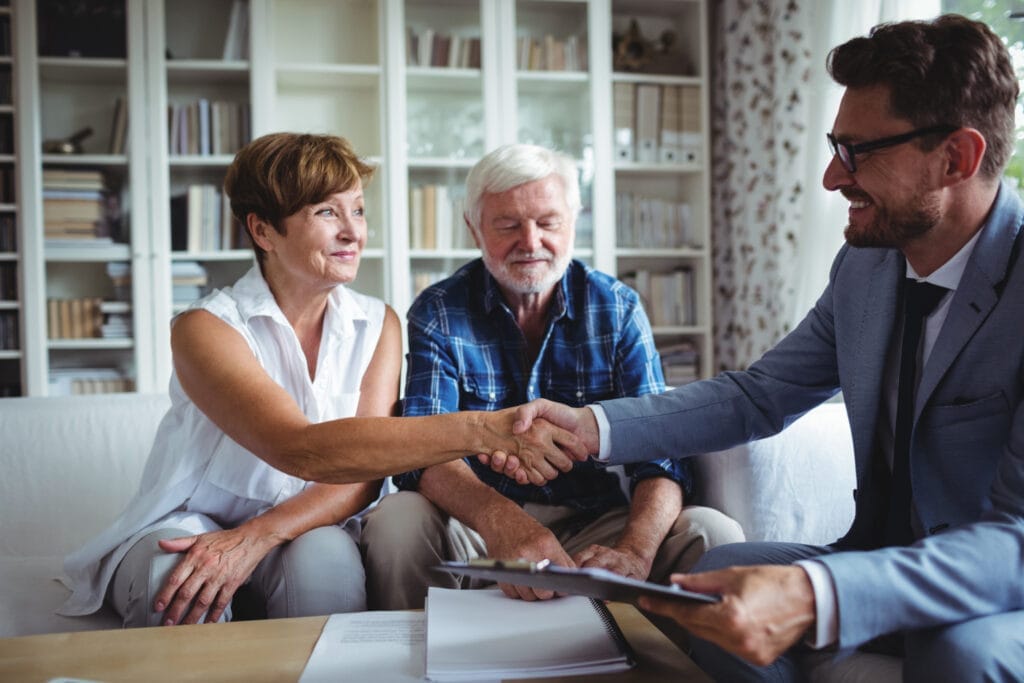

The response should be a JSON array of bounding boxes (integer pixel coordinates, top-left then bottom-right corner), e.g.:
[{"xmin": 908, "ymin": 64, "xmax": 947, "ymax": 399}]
[
  {"xmin": 425, "ymin": 586, "xmax": 634, "ymax": 681},
  {"xmin": 108, "ymin": 96, "xmax": 128, "ymax": 154},
  {"xmin": 222, "ymin": 0, "xmax": 249, "ymax": 61}
]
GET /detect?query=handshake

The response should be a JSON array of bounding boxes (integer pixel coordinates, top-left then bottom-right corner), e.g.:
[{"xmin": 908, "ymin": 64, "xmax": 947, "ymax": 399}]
[{"xmin": 480, "ymin": 399, "xmax": 602, "ymax": 486}]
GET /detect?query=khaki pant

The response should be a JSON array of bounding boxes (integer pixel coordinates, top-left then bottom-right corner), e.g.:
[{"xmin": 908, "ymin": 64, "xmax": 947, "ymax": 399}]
[{"xmin": 360, "ymin": 490, "xmax": 745, "ymax": 611}]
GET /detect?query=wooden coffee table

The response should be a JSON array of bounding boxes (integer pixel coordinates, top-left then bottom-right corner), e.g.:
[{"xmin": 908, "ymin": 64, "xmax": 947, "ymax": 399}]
[{"xmin": 0, "ymin": 602, "xmax": 711, "ymax": 682}]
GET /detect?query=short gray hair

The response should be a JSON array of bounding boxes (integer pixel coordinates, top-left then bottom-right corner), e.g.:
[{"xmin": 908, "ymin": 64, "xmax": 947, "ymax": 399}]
[{"xmin": 464, "ymin": 144, "xmax": 581, "ymax": 229}]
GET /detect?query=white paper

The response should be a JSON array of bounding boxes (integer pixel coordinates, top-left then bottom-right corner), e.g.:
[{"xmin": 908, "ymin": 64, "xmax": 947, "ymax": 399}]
[
  {"xmin": 425, "ymin": 587, "xmax": 632, "ymax": 681},
  {"xmin": 300, "ymin": 611, "xmax": 444, "ymax": 683}
]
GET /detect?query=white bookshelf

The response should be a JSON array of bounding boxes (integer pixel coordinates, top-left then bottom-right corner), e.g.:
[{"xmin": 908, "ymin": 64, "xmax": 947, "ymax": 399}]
[{"xmin": 10, "ymin": 0, "xmax": 712, "ymax": 396}]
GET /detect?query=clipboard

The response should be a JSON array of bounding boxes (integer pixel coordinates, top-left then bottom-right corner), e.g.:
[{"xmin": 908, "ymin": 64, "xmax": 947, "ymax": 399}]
[{"xmin": 434, "ymin": 559, "xmax": 720, "ymax": 605}]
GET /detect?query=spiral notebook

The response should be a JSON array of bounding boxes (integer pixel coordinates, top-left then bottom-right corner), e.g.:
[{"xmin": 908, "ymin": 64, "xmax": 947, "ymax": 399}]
[{"xmin": 424, "ymin": 586, "xmax": 635, "ymax": 681}]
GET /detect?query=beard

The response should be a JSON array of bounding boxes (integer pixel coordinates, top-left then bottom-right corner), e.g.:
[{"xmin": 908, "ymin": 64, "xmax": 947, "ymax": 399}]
[
  {"xmin": 483, "ymin": 248, "xmax": 573, "ymax": 295},
  {"xmin": 843, "ymin": 189, "xmax": 941, "ymax": 248}
]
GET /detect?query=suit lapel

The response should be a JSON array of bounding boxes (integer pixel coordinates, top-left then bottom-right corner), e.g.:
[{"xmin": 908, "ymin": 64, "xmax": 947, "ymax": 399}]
[{"xmin": 916, "ymin": 188, "xmax": 1024, "ymax": 415}]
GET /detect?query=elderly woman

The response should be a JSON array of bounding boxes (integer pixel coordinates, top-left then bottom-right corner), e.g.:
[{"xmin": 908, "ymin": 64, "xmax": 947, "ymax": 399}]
[{"xmin": 58, "ymin": 133, "xmax": 582, "ymax": 628}]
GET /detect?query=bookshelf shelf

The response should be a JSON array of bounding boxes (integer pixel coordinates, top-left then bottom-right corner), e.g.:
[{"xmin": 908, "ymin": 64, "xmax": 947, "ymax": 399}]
[
  {"xmin": 38, "ymin": 58, "xmax": 126, "ymax": 82},
  {"xmin": 168, "ymin": 155, "xmax": 237, "ymax": 167},
  {"xmin": 44, "ymin": 245, "xmax": 132, "ymax": 262},
  {"xmin": 171, "ymin": 249, "xmax": 252, "ymax": 262},
  {"xmin": 42, "ymin": 154, "xmax": 128, "ymax": 167},
  {"xmin": 166, "ymin": 60, "xmax": 250, "ymax": 84},
  {"xmin": 48, "ymin": 338, "xmax": 134, "ymax": 351}
]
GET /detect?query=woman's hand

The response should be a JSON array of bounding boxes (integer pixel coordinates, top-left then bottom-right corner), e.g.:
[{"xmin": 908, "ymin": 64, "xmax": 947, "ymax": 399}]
[{"xmin": 153, "ymin": 527, "xmax": 276, "ymax": 625}]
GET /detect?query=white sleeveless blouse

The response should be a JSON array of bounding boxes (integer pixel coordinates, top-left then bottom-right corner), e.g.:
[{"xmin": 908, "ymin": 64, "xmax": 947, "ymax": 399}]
[{"xmin": 59, "ymin": 266, "xmax": 385, "ymax": 615}]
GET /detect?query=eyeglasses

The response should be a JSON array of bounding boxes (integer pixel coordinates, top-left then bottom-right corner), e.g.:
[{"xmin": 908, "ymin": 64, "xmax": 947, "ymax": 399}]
[{"xmin": 826, "ymin": 125, "xmax": 958, "ymax": 173}]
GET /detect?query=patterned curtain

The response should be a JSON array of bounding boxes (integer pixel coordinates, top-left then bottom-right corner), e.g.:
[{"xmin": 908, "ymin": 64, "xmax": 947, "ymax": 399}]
[{"xmin": 710, "ymin": 0, "xmax": 813, "ymax": 371}]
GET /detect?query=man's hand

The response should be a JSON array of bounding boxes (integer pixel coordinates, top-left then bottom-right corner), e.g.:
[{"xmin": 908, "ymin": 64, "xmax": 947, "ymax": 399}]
[
  {"xmin": 637, "ymin": 565, "xmax": 816, "ymax": 667},
  {"xmin": 153, "ymin": 527, "xmax": 274, "ymax": 625},
  {"xmin": 481, "ymin": 400, "xmax": 599, "ymax": 478},
  {"xmin": 484, "ymin": 521, "xmax": 577, "ymax": 601},
  {"xmin": 574, "ymin": 544, "xmax": 651, "ymax": 581},
  {"xmin": 485, "ymin": 408, "xmax": 590, "ymax": 486}
]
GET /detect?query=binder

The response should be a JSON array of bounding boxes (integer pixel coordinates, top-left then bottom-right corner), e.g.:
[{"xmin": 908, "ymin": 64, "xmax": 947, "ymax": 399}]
[
  {"xmin": 438, "ymin": 559, "xmax": 719, "ymax": 605},
  {"xmin": 659, "ymin": 85, "xmax": 682, "ymax": 163},
  {"xmin": 680, "ymin": 85, "xmax": 702, "ymax": 164},
  {"xmin": 634, "ymin": 83, "xmax": 660, "ymax": 163},
  {"xmin": 612, "ymin": 82, "xmax": 635, "ymax": 162}
]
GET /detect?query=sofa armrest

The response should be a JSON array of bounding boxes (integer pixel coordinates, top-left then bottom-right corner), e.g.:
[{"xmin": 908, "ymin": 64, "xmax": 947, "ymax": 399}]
[{"xmin": 692, "ymin": 402, "xmax": 856, "ymax": 545}]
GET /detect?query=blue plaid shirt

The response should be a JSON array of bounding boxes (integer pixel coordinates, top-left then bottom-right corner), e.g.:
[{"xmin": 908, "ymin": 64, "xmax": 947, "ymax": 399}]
[{"xmin": 394, "ymin": 259, "xmax": 692, "ymax": 514}]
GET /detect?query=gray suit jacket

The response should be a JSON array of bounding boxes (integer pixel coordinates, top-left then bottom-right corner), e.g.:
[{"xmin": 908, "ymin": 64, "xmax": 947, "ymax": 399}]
[{"xmin": 599, "ymin": 183, "xmax": 1024, "ymax": 649}]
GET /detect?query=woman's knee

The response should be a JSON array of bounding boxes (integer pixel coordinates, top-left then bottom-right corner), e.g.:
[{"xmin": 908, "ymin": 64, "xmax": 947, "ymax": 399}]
[
  {"xmin": 110, "ymin": 527, "xmax": 194, "ymax": 628},
  {"xmin": 270, "ymin": 526, "xmax": 366, "ymax": 617}
]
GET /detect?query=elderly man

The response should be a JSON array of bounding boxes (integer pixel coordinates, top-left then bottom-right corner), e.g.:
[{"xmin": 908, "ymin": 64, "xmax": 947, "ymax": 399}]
[
  {"xmin": 360, "ymin": 143, "xmax": 742, "ymax": 611},
  {"xmin": 505, "ymin": 14, "xmax": 1024, "ymax": 682}
]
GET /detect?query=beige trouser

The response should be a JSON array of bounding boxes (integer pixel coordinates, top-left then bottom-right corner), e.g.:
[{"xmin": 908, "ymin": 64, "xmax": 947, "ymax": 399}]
[{"xmin": 360, "ymin": 490, "xmax": 745, "ymax": 611}]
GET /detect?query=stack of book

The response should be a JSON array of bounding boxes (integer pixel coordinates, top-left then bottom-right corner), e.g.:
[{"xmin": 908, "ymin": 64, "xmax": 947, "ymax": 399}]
[
  {"xmin": 99, "ymin": 300, "xmax": 131, "ymax": 339},
  {"xmin": 48, "ymin": 367, "xmax": 134, "ymax": 396},
  {"xmin": 621, "ymin": 267, "xmax": 696, "ymax": 327},
  {"xmin": 42, "ymin": 169, "xmax": 115, "ymax": 244},
  {"xmin": 172, "ymin": 261, "xmax": 209, "ymax": 307},
  {"xmin": 106, "ymin": 262, "xmax": 131, "ymax": 302},
  {"xmin": 659, "ymin": 341, "xmax": 701, "ymax": 387}
]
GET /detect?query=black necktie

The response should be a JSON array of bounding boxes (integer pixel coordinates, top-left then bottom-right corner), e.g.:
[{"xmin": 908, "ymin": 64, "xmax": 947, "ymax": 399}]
[{"xmin": 884, "ymin": 280, "xmax": 948, "ymax": 546}]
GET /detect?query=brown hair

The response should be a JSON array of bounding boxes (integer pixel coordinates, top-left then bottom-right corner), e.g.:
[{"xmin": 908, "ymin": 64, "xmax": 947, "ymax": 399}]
[
  {"xmin": 827, "ymin": 14, "xmax": 1018, "ymax": 179},
  {"xmin": 223, "ymin": 133, "xmax": 376, "ymax": 263}
]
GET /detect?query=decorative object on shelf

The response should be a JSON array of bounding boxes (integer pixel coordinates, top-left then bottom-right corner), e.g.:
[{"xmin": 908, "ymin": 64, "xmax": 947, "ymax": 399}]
[
  {"xmin": 612, "ymin": 19, "xmax": 685, "ymax": 75},
  {"xmin": 42, "ymin": 126, "xmax": 93, "ymax": 155}
]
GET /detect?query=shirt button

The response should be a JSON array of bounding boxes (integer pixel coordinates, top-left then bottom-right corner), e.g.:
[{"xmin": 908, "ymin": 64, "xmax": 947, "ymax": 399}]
[
  {"xmin": 576, "ymin": 390, "xmax": 583, "ymax": 398},
  {"xmin": 489, "ymin": 391, "xmax": 496, "ymax": 399}
]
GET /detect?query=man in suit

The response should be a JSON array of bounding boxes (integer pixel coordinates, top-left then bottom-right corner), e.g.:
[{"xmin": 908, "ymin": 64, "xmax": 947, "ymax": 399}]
[{"xmin": 494, "ymin": 15, "xmax": 1024, "ymax": 680}]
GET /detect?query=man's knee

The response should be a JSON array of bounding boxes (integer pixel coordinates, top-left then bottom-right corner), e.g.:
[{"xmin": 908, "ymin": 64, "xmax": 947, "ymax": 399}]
[
  {"xmin": 676, "ymin": 505, "xmax": 746, "ymax": 549},
  {"xmin": 905, "ymin": 612, "xmax": 1024, "ymax": 683},
  {"xmin": 361, "ymin": 491, "xmax": 445, "ymax": 562}
]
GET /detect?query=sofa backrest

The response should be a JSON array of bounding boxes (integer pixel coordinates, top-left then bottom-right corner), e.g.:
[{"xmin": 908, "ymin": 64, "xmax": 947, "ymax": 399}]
[{"xmin": 0, "ymin": 393, "xmax": 171, "ymax": 558}]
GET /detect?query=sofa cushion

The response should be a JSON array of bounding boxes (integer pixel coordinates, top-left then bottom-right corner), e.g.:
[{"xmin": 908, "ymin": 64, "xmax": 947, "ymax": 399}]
[
  {"xmin": 0, "ymin": 393, "xmax": 170, "ymax": 559},
  {"xmin": 0, "ymin": 556, "xmax": 120, "ymax": 637},
  {"xmin": 692, "ymin": 402, "xmax": 856, "ymax": 545}
]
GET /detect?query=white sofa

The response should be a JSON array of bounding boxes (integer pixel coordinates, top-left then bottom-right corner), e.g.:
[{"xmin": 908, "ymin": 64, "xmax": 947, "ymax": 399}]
[{"xmin": 0, "ymin": 393, "xmax": 896, "ymax": 678}]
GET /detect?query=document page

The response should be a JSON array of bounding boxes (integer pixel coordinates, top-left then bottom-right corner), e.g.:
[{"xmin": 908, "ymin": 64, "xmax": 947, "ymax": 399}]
[
  {"xmin": 300, "ymin": 611, "xmax": 442, "ymax": 683},
  {"xmin": 425, "ymin": 587, "xmax": 633, "ymax": 681}
]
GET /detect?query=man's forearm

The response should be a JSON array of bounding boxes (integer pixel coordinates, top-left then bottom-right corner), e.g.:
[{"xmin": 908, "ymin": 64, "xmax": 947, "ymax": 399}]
[{"xmin": 616, "ymin": 476, "xmax": 683, "ymax": 564}]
